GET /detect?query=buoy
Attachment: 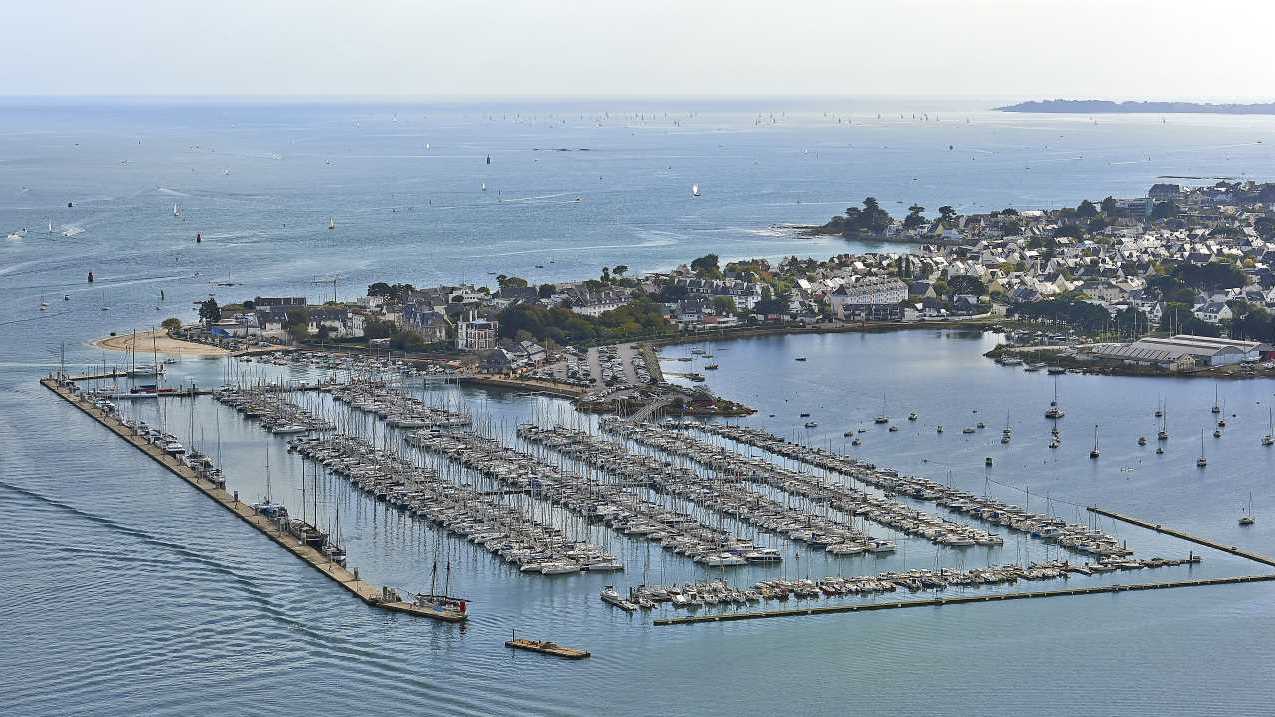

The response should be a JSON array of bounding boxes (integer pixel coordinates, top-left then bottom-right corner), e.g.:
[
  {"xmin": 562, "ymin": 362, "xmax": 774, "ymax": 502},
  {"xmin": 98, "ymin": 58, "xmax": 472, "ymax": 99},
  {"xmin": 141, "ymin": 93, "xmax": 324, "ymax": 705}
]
[{"xmin": 87, "ymin": 271, "xmax": 94, "ymax": 283}]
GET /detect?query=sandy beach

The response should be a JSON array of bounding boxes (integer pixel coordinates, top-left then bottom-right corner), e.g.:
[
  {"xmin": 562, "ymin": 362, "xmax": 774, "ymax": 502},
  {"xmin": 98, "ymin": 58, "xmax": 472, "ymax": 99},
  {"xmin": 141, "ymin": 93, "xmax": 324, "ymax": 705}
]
[{"xmin": 91, "ymin": 329, "xmax": 229, "ymax": 358}]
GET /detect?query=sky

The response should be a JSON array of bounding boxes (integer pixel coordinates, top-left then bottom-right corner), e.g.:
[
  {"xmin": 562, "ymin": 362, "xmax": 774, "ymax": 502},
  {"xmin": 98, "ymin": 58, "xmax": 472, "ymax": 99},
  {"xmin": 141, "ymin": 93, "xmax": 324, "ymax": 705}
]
[{"xmin": 6, "ymin": 0, "xmax": 1275, "ymax": 100}]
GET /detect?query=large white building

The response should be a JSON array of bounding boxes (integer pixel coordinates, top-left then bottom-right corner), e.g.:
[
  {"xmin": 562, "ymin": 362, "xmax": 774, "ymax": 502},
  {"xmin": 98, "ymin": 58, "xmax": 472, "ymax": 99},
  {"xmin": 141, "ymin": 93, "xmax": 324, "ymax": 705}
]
[
  {"xmin": 829, "ymin": 277, "xmax": 908, "ymax": 319},
  {"xmin": 456, "ymin": 319, "xmax": 499, "ymax": 351}
]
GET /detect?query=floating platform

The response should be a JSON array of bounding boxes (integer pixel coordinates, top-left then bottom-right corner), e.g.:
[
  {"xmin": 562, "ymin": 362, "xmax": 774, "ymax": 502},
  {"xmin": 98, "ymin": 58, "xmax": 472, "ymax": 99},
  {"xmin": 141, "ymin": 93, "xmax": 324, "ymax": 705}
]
[
  {"xmin": 41, "ymin": 377, "xmax": 467, "ymax": 623},
  {"xmin": 1088, "ymin": 506, "xmax": 1275, "ymax": 568},
  {"xmin": 505, "ymin": 639, "xmax": 590, "ymax": 659}
]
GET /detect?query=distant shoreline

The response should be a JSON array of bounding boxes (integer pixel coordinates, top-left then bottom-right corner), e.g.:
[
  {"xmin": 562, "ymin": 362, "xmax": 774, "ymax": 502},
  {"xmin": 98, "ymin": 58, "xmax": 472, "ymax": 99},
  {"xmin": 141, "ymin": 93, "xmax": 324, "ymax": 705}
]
[{"xmin": 997, "ymin": 99, "xmax": 1275, "ymax": 115}]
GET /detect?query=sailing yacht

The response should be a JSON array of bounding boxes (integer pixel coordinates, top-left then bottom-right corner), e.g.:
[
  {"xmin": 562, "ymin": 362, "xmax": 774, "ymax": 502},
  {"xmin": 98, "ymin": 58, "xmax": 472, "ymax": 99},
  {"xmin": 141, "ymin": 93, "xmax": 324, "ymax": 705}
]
[
  {"xmin": 1045, "ymin": 376, "xmax": 1064, "ymax": 419},
  {"xmin": 1196, "ymin": 430, "xmax": 1208, "ymax": 468},
  {"xmin": 1263, "ymin": 408, "xmax": 1273, "ymax": 446},
  {"xmin": 1240, "ymin": 493, "xmax": 1255, "ymax": 526},
  {"xmin": 874, "ymin": 394, "xmax": 889, "ymax": 424},
  {"xmin": 328, "ymin": 218, "xmax": 336, "ymax": 230},
  {"xmin": 691, "ymin": 183, "xmax": 701, "ymax": 197},
  {"xmin": 1089, "ymin": 425, "xmax": 1100, "ymax": 459},
  {"xmin": 1211, "ymin": 385, "xmax": 1221, "ymax": 414}
]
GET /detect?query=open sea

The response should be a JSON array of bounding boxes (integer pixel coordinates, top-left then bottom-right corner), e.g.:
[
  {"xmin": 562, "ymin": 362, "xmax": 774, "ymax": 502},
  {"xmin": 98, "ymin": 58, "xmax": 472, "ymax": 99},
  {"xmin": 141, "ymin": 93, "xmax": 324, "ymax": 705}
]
[{"xmin": 3, "ymin": 98, "xmax": 1275, "ymax": 715}]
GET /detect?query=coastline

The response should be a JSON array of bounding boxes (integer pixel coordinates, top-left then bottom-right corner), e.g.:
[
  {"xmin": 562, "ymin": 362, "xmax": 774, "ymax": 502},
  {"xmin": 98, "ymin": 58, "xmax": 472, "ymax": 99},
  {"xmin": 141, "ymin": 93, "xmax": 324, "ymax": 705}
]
[{"xmin": 91, "ymin": 329, "xmax": 229, "ymax": 358}]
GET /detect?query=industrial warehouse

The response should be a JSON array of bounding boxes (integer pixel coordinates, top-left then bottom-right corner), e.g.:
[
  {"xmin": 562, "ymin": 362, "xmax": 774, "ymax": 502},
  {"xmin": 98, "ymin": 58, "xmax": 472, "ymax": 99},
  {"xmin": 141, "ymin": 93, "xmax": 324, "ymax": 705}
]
[{"xmin": 1084, "ymin": 335, "xmax": 1273, "ymax": 370}]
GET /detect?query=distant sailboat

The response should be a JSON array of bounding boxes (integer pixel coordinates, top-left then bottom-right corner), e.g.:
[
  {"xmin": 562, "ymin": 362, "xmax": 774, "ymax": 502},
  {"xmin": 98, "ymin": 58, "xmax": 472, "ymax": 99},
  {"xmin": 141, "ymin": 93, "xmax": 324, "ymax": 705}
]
[
  {"xmin": 1240, "ymin": 493, "xmax": 1255, "ymax": 526},
  {"xmin": 328, "ymin": 218, "xmax": 336, "ymax": 230},
  {"xmin": 173, "ymin": 203, "xmax": 182, "ymax": 218},
  {"xmin": 691, "ymin": 183, "xmax": 701, "ymax": 197},
  {"xmin": 1197, "ymin": 430, "xmax": 1208, "ymax": 468},
  {"xmin": 481, "ymin": 182, "xmax": 487, "ymax": 192},
  {"xmin": 1089, "ymin": 425, "xmax": 1100, "ymax": 459}
]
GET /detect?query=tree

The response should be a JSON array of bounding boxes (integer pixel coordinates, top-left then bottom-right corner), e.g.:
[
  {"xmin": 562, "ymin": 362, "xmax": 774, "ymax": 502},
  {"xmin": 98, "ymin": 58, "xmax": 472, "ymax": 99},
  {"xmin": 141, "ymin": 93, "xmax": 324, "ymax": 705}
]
[
  {"xmin": 368, "ymin": 282, "xmax": 393, "ymax": 297},
  {"xmin": 938, "ymin": 206, "xmax": 957, "ymax": 223},
  {"xmin": 947, "ymin": 275, "xmax": 987, "ymax": 297},
  {"xmin": 1052, "ymin": 224, "xmax": 1084, "ymax": 239},
  {"xmin": 538, "ymin": 283, "xmax": 556, "ymax": 299},
  {"xmin": 1100, "ymin": 196, "xmax": 1119, "ymax": 215},
  {"xmin": 161, "ymin": 317, "xmax": 182, "ymax": 331},
  {"xmin": 363, "ymin": 319, "xmax": 397, "ymax": 340},
  {"xmin": 1151, "ymin": 200, "xmax": 1178, "ymax": 220},
  {"xmin": 903, "ymin": 205, "xmax": 927, "ymax": 229},
  {"xmin": 284, "ymin": 308, "xmax": 311, "ymax": 344},
  {"xmin": 198, "ymin": 298, "xmax": 221, "ymax": 325},
  {"xmin": 711, "ymin": 296, "xmax": 737, "ymax": 316},
  {"xmin": 612, "ymin": 265, "xmax": 629, "ymax": 277},
  {"xmin": 497, "ymin": 275, "xmax": 528, "ymax": 289},
  {"xmin": 1076, "ymin": 199, "xmax": 1098, "ymax": 218},
  {"xmin": 690, "ymin": 254, "xmax": 720, "ymax": 276}
]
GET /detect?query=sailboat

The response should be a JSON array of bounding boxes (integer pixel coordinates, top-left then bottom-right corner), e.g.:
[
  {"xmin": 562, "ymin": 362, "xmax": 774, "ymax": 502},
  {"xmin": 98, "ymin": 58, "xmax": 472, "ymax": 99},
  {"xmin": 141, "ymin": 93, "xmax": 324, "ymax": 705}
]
[
  {"xmin": 253, "ymin": 439, "xmax": 289, "ymax": 519},
  {"xmin": 1045, "ymin": 376, "xmax": 1064, "ymax": 419},
  {"xmin": 1263, "ymin": 408, "xmax": 1273, "ymax": 446},
  {"xmin": 1089, "ymin": 425, "xmax": 1100, "ymax": 459},
  {"xmin": 173, "ymin": 203, "xmax": 182, "ymax": 218},
  {"xmin": 1211, "ymin": 384, "xmax": 1221, "ymax": 414},
  {"xmin": 691, "ymin": 183, "xmax": 701, "ymax": 197},
  {"xmin": 1157, "ymin": 403, "xmax": 1169, "ymax": 441},
  {"xmin": 1240, "ymin": 493, "xmax": 1255, "ymax": 526},
  {"xmin": 481, "ymin": 182, "xmax": 487, "ymax": 192},
  {"xmin": 1197, "ymin": 430, "xmax": 1208, "ymax": 468},
  {"xmin": 328, "ymin": 218, "xmax": 336, "ymax": 230},
  {"xmin": 874, "ymin": 394, "xmax": 889, "ymax": 424}
]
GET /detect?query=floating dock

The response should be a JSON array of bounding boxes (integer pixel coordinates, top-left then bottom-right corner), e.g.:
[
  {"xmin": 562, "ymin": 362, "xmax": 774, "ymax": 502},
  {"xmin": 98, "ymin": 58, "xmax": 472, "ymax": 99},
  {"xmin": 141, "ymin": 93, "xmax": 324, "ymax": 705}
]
[
  {"xmin": 653, "ymin": 573, "xmax": 1275, "ymax": 625},
  {"xmin": 505, "ymin": 638, "xmax": 591, "ymax": 659},
  {"xmin": 41, "ymin": 377, "xmax": 467, "ymax": 623}
]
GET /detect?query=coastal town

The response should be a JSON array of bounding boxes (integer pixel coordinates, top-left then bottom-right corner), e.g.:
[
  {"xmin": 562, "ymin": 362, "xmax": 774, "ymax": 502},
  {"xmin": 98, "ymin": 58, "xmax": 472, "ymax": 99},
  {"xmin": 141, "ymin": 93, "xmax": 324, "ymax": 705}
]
[{"xmin": 143, "ymin": 179, "xmax": 1275, "ymax": 389}]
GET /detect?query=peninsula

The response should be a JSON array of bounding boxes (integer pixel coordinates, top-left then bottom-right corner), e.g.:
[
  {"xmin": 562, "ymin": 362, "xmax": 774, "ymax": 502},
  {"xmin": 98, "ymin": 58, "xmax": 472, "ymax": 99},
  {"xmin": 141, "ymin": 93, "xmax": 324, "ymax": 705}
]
[{"xmin": 996, "ymin": 99, "xmax": 1275, "ymax": 115}]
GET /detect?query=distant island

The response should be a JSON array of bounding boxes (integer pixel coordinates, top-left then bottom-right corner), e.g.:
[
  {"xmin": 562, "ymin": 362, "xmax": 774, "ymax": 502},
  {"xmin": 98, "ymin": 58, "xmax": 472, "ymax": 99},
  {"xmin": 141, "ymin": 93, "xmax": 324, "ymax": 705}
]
[{"xmin": 997, "ymin": 99, "xmax": 1275, "ymax": 115}]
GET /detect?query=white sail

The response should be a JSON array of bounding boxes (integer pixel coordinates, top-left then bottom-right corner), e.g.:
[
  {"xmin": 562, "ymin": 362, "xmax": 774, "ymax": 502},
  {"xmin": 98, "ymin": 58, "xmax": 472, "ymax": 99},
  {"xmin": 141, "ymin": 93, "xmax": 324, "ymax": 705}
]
[{"xmin": 691, "ymin": 184, "xmax": 700, "ymax": 197}]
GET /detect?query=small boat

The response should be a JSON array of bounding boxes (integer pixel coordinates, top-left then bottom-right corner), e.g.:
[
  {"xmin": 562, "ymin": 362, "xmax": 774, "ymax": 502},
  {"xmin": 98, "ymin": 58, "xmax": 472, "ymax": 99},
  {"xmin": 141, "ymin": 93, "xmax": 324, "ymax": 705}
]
[
  {"xmin": 804, "ymin": 421, "xmax": 818, "ymax": 428},
  {"xmin": 691, "ymin": 183, "xmax": 701, "ymax": 197},
  {"xmin": 1137, "ymin": 436, "xmax": 1147, "ymax": 446},
  {"xmin": 328, "ymin": 218, "xmax": 336, "ymax": 230},
  {"xmin": 936, "ymin": 425, "xmax": 944, "ymax": 434},
  {"xmin": 887, "ymin": 425, "xmax": 899, "ymax": 432},
  {"xmin": 600, "ymin": 585, "xmax": 637, "ymax": 612},
  {"xmin": 907, "ymin": 412, "xmax": 918, "ymax": 421},
  {"xmin": 794, "ymin": 357, "xmax": 807, "ymax": 362},
  {"xmin": 976, "ymin": 421, "xmax": 986, "ymax": 429},
  {"xmin": 962, "ymin": 427, "xmax": 976, "ymax": 434},
  {"xmin": 704, "ymin": 363, "xmax": 719, "ymax": 370},
  {"xmin": 1089, "ymin": 425, "xmax": 1100, "ymax": 459},
  {"xmin": 985, "ymin": 456, "xmax": 993, "ymax": 466}
]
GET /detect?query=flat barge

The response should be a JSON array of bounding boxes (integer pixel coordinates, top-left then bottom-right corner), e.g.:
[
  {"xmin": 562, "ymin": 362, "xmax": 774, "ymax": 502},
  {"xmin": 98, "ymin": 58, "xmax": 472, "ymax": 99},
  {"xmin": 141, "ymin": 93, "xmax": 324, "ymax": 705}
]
[
  {"xmin": 41, "ymin": 376, "xmax": 468, "ymax": 623},
  {"xmin": 505, "ymin": 638, "xmax": 591, "ymax": 659}
]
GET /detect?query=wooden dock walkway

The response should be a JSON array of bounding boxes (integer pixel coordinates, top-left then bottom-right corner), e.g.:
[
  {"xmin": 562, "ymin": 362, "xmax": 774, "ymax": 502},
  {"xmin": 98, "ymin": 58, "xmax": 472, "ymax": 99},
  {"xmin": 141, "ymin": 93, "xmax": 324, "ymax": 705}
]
[
  {"xmin": 1088, "ymin": 506, "xmax": 1275, "ymax": 567},
  {"xmin": 41, "ymin": 377, "xmax": 466, "ymax": 623},
  {"xmin": 654, "ymin": 574, "xmax": 1275, "ymax": 626}
]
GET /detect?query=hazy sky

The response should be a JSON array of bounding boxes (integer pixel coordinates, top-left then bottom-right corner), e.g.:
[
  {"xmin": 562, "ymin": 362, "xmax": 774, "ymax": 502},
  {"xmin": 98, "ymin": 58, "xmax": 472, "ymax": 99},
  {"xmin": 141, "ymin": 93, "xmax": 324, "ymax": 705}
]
[{"xmin": 7, "ymin": 0, "xmax": 1275, "ymax": 99}]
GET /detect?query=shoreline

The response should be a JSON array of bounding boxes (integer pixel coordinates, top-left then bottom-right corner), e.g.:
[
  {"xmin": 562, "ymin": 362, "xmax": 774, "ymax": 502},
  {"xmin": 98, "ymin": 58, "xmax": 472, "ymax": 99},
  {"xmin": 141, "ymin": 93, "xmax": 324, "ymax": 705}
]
[{"xmin": 91, "ymin": 329, "xmax": 230, "ymax": 358}]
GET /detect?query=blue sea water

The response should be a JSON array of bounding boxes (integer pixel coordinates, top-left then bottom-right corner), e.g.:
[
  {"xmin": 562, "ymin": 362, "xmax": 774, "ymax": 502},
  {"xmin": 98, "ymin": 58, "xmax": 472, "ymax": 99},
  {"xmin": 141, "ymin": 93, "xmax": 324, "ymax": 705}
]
[{"xmin": 2, "ymin": 99, "xmax": 1275, "ymax": 715}]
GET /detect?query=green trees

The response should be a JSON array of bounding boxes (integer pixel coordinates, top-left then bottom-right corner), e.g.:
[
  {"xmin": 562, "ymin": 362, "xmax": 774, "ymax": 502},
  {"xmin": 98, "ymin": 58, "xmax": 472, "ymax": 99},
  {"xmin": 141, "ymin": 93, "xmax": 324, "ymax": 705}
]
[
  {"xmin": 367, "ymin": 282, "xmax": 417, "ymax": 301},
  {"xmin": 690, "ymin": 254, "xmax": 720, "ymax": 277},
  {"xmin": 497, "ymin": 298, "xmax": 672, "ymax": 345},
  {"xmin": 198, "ymin": 298, "xmax": 221, "ymax": 325},
  {"xmin": 1076, "ymin": 199, "xmax": 1098, "ymax": 218},
  {"xmin": 1171, "ymin": 260, "xmax": 1245, "ymax": 291},
  {"xmin": 1151, "ymin": 200, "xmax": 1178, "ymax": 220},
  {"xmin": 947, "ymin": 275, "xmax": 987, "ymax": 297},
  {"xmin": 821, "ymin": 197, "xmax": 893, "ymax": 237},
  {"xmin": 496, "ymin": 275, "xmax": 528, "ymax": 289},
  {"xmin": 161, "ymin": 317, "xmax": 182, "ymax": 331},
  {"xmin": 711, "ymin": 296, "xmax": 737, "ymax": 316},
  {"xmin": 903, "ymin": 205, "xmax": 927, "ymax": 229}
]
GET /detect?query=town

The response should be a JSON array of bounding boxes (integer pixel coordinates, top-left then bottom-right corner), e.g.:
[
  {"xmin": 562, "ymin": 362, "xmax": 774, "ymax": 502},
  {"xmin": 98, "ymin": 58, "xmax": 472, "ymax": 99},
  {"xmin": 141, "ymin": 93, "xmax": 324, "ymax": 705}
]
[{"xmin": 157, "ymin": 180, "xmax": 1275, "ymax": 386}]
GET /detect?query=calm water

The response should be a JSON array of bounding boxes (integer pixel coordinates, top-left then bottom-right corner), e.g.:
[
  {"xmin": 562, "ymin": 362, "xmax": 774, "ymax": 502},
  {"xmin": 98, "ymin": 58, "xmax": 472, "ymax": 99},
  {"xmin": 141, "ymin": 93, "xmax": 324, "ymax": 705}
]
[{"xmin": 3, "ymin": 100, "xmax": 1274, "ymax": 715}]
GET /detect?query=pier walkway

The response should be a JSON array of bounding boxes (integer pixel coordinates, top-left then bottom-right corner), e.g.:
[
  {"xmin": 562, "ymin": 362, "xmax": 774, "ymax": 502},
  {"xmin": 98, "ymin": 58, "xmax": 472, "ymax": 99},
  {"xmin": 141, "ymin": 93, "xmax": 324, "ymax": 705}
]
[
  {"xmin": 654, "ymin": 574, "xmax": 1275, "ymax": 626},
  {"xmin": 1089, "ymin": 506, "xmax": 1275, "ymax": 567},
  {"xmin": 41, "ymin": 377, "xmax": 465, "ymax": 623}
]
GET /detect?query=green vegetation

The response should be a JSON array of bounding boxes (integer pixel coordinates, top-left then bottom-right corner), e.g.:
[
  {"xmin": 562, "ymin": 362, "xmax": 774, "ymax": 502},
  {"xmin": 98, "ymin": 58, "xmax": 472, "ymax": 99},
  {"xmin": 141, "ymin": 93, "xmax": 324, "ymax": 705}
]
[
  {"xmin": 820, "ymin": 197, "xmax": 893, "ymax": 237},
  {"xmin": 198, "ymin": 298, "xmax": 221, "ymax": 325},
  {"xmin": 497, "ymin": 298, "xmax": 673, "ymax": 345},
  {"xmin": 690, "ymin": 254, "xmax": 721, "ymax": 278},
  {"xmin": 1008, "ymin": 298, "xmax": 1147, "ymax": 334},
  {"xmin": 161, "ymin": 317, "xmax": 182, "ymax": 331},
  {"xmin": 367, "ymin": 282, "xmax": 418, "ymax": 301}
]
